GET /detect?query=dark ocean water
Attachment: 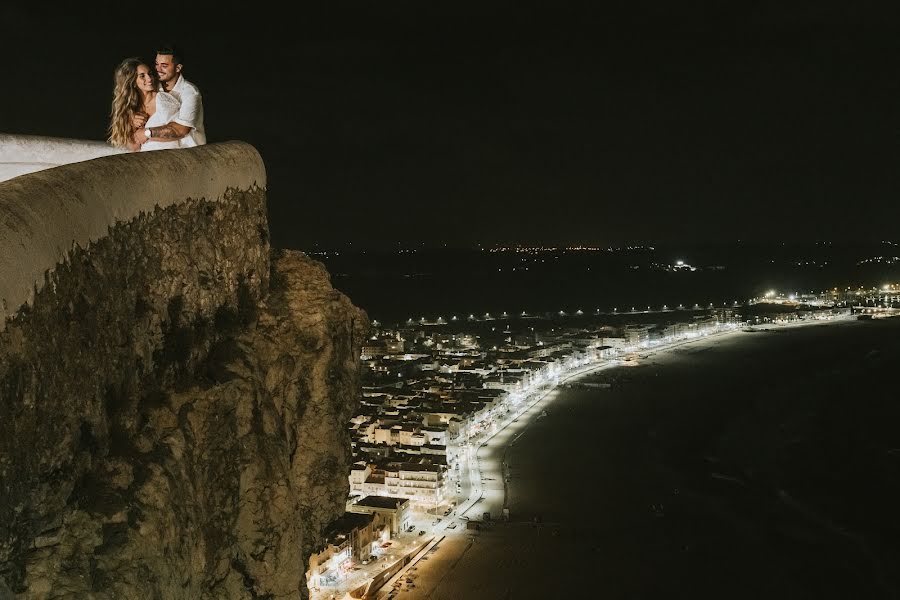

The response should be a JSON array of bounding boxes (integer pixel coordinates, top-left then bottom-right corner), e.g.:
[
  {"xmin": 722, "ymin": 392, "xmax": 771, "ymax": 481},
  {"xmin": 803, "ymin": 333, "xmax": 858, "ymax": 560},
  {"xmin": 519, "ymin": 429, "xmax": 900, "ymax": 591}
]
[{"xmin": 435, "ymin": 318, "xmax": 900, "ymax": 599}]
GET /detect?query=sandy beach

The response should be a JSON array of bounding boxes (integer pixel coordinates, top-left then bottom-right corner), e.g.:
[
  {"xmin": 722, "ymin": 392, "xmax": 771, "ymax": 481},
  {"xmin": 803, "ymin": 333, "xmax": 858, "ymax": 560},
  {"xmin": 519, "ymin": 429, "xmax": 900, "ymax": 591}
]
[{"xmin": 386, "ymin": 317, "xmax": 900, "ymax": 600}]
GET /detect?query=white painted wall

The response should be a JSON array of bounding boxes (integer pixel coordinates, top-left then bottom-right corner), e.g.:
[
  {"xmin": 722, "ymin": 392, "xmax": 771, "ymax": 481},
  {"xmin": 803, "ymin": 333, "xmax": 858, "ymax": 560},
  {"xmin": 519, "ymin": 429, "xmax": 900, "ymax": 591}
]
[{"xmin": 0, "ymin": 133, "xmax": 125, "ymax": 182}]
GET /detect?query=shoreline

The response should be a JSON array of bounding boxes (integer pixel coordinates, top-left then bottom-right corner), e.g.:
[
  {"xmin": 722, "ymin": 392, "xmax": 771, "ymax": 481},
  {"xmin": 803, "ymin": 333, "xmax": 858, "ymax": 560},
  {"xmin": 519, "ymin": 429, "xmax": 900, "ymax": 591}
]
[{"xmin": 377, "ymin": 314, "xmax": 854, "ymax": 599}]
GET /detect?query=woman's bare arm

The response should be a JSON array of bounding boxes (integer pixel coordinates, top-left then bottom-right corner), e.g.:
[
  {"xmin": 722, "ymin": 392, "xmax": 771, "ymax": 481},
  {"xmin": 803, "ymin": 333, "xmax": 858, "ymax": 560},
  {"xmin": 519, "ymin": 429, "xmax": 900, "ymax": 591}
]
[{"xmin": 125, "ymin": 130, "xmax": 141, "ymax": 152}]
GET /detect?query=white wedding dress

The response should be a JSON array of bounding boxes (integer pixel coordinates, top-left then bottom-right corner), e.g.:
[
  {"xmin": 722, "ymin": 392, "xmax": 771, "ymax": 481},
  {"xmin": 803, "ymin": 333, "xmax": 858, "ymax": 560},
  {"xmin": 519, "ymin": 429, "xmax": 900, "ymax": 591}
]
[{"xmin": 140, "ymin": 92, "xmax": 181, "ymax": 152}]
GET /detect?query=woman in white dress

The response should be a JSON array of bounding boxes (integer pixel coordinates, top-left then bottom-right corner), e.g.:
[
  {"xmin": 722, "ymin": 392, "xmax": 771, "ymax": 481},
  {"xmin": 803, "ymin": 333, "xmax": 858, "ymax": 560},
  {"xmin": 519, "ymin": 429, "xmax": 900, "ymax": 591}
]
[
  {"xmin": 140, "ymin": 91, "xmax": 181, "ymax": 152},
  {"xmin": 108, "ymin": 57, "xmax": 180, "ymax": 152}
]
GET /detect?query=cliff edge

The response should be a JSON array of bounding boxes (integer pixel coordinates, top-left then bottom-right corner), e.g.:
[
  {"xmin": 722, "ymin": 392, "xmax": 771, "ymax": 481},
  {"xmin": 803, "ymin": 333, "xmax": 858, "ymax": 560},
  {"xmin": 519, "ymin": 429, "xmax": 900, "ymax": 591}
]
[{"xmin": 0, "ymin": 143, "xmax": 367, "ymax": 598}]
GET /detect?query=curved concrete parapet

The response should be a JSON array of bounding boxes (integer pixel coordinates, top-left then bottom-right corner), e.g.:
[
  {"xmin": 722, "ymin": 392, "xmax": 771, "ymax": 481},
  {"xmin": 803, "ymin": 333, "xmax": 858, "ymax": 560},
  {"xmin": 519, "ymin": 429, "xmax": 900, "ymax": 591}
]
[
  {"xmin": 0, "ymin": 133, "xmax": 126, "ymax": 182},
  {"xmin": 0, "ymin": 141, "xmax": 266, "ymax": 329}
]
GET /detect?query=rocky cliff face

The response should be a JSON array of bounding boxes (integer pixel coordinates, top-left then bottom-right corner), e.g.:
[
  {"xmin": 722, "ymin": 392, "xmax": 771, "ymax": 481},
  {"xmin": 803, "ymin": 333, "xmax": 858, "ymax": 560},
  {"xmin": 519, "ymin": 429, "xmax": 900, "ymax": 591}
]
[{"xmin": 0, "ymin": 153, "xmax": 366, "ymax": 598}]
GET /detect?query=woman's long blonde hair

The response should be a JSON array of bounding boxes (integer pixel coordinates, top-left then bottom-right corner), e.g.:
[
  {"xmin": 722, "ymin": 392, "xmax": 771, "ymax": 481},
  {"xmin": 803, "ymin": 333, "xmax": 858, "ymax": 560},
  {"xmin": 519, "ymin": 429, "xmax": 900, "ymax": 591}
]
[{"xmin": 108, "ymin": 57, "xmax": 152, "ymax": 147}]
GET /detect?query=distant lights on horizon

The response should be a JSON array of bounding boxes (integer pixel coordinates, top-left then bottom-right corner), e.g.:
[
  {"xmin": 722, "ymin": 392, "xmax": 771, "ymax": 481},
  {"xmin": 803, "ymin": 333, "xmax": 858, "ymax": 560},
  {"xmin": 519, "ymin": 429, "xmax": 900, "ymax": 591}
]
[
  {"xmin": 487, "ymin": 244, "xmax": 655, "ymax": 254},
  {"xmin": 314, "ymin": 239, "xmax": 900, "ymax": 254}
]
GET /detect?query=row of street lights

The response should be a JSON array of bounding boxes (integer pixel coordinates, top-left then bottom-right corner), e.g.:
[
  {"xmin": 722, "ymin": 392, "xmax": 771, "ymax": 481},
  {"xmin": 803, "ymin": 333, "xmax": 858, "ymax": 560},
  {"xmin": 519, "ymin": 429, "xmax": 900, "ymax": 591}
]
[{"xmin": 395, "ymin": 301, "xmax": 745, "ymax": 326}]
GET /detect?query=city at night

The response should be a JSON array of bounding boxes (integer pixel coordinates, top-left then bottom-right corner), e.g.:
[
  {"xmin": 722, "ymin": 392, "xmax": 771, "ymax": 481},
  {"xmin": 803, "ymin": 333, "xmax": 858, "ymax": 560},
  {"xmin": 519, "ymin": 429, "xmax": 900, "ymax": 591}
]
[{"xmin": 1, "ymin": 2, "xmax": 898, "ymax": 599}]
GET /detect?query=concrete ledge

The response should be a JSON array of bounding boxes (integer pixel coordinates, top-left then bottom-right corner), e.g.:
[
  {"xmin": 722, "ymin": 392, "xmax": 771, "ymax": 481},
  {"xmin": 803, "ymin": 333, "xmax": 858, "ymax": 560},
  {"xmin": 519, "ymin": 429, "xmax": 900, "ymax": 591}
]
[{"xmin": 0, "ymin": 141, "xmax": 267, "ymax": 329}]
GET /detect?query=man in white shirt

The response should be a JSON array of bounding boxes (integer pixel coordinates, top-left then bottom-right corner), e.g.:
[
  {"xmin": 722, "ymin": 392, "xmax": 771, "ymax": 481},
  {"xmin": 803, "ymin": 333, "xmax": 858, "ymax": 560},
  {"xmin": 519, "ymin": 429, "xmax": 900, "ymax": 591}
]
[{"xmin": 134, "ymin": 45, "xmax": 206, "ymax": 147}]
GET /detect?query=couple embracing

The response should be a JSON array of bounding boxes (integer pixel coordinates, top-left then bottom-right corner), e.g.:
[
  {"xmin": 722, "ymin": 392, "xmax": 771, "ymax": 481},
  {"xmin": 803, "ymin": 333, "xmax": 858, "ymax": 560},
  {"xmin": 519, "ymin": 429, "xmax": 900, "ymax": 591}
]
[{"xmin": 108, "ymin": 45, "xmax": 206, "ymax": 152}]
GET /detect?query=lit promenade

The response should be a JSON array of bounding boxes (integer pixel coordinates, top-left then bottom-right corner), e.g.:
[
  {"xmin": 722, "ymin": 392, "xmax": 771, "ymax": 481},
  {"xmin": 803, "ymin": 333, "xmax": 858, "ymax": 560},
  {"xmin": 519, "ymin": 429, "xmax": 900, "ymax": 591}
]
[
  {"xmin": 326, "ymin": 312, "xmax": 852, "ymax": 600},
  {"xmin": 454, "ymin": 310, "xmax": 854, "ymax": 526}
]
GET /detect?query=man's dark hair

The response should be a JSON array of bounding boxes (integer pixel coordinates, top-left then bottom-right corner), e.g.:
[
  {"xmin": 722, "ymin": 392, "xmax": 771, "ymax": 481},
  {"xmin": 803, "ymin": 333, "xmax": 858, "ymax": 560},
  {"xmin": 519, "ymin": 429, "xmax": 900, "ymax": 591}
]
[{"xmin": 156, "ymin": 44, "xmax": 184, "ymax": 65}]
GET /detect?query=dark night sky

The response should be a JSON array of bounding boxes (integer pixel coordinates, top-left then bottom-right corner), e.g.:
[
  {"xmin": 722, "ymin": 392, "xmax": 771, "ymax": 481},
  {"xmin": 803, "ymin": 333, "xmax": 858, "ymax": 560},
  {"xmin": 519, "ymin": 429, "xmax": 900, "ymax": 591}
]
[{"xmin": 2, "ymin": 1, "xmax": 898, "ymax": 249}]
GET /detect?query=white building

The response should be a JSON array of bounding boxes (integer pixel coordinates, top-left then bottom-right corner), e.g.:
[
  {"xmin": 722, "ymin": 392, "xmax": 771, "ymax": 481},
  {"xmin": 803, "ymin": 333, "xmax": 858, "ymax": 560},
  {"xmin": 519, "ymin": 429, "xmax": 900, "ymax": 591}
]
[
  {"xmin": 385, "ymin": 463, "xmax": 446, "ymax": 505},
  {"xmin": 348, "ymin": 496, "xmax": 411, "ymax": 535}
]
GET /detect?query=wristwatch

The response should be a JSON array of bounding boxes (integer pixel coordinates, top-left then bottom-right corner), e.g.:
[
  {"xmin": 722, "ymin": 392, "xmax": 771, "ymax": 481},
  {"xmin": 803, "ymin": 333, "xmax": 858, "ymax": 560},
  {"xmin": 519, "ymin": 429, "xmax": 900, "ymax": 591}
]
[{"xmin": 144, "ymin": 128, "xmax": 152, "ymax": 139}]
